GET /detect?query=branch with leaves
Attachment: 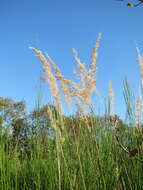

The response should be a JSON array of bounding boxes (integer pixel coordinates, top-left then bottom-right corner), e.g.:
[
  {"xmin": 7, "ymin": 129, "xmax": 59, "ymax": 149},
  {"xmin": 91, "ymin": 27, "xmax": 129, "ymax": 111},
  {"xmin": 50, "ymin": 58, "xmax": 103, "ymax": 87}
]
[{"xmin": 117, "ymin": 0, "xmax": 143, "ymax": 7}]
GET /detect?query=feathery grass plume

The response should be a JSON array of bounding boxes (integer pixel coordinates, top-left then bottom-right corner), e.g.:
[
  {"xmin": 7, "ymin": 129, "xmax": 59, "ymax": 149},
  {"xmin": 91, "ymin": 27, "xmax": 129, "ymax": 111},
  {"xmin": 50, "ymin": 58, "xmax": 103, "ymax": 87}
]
[
  {"xmin": 136, "ymin": 47, "xmax": 143, "ymax": 88},
  {"xmin": 71, "ymin": 34, "xmax": 101, "ymax": 112},
  {"xmin": 30, "ymin": 47, "xmax": 75, "ymax": 107},
  {"xmin": 45, "ymin": 53, "xmax": 73, "ymax": 106},
  {"xmin": 108, "ymin": 81, "xmax": 115, "ymax": 116},
  {"xmin": 45, "ymin": 54, "xmax": 75, "ymax": 106},
  {"xmin": 29, "ymin": 47, "xmax": 62, "ymax": 112},
  {"xmin": 135, "ymin": 89, "xmax": 142, "ymax": 127},
  {"xmin": 30, "ymin": 33, "xmax": 101, "ymax": 115},
  {"xmin": 47, "ymin": 105, "xmax": 56, "ymax": 130},
  {"xmin": 89, "ymin": 33, "xmax": 101, "ymax": 74}
]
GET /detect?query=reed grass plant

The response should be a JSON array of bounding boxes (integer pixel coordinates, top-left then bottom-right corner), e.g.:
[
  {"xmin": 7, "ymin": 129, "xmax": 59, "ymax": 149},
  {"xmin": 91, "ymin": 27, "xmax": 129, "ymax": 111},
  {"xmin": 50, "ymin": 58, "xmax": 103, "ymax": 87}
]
[{"xmin": 0, "ymin": 35, "xmax": 143, "ymax": 189}]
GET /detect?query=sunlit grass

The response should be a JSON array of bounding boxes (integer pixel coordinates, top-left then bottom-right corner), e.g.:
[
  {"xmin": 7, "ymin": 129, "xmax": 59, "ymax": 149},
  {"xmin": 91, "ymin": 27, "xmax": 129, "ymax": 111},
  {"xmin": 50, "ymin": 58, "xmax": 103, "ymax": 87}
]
[{"xmin": 0, "ymin": 36, "xmax": 143, "ymax": 189}]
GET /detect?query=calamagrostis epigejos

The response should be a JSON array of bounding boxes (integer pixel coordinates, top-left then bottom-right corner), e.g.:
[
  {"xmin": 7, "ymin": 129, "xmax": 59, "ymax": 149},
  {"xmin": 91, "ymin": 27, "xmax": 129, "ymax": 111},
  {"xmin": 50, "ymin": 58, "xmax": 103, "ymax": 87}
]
[
  {"xmin": 137, "ymin": 47, "xmax": 143, "ymax": 88},
  {"xmin": 108, "ymin": 80, "xmax": 115, "ymax": 115},
  {"xmin": 29, "ymin": 47, "xmax": 62, "ymax": 112},
  {"xmin": 135, "ymin": 89, "xmax": 142, "ymax": 127},
  {"xmin": 30, "ymin": 33, "xmax": 101, "ymax": 114}
]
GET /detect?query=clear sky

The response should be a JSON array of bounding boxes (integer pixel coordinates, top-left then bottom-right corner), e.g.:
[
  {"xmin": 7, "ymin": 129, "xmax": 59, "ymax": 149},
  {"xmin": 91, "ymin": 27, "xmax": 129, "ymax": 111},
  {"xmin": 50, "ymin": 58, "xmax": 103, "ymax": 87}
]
[{"xmin": 0, "ymin": 0, "xmax": 143, "ymax": 119}]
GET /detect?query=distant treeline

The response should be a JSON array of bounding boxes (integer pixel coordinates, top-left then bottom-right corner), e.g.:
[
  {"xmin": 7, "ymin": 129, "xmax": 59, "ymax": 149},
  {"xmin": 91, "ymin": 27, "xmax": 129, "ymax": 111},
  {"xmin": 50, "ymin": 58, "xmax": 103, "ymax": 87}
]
[{"xmin": 0, "ymin": 96, "xmax": 140, "ymax": 159}]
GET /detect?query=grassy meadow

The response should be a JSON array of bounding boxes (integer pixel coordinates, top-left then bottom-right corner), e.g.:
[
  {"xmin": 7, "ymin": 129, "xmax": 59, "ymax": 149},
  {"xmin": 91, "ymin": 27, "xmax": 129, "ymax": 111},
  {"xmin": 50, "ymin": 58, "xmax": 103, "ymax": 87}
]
[{"xmin": 0, "ymin": 35, "xmax": 143, "ymax": 189}]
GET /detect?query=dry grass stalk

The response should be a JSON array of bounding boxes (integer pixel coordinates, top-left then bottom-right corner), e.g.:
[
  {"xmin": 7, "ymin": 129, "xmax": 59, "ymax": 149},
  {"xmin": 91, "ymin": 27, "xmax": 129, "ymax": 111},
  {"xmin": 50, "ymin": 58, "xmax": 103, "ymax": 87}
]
[
  {"xmin": 70, "ymin": 34, "xmax": 101, "ymax": 113},
  {"xmin": 135, "ymin": 89, "xmax": 142, "ymax": 127},
  {"xmin": 136, "ymin": 47, "xmax": 143, "ymax": 88},
  {"xmin": 108, "ymin": 81, "xmax": 115, "ymax": 115},
  {"xmin": 29, "ymin": 47, "xmax": 62, "ymax": 112},
  {"xmin": 89, "ymin": 33, "xmax": 101, "ymax": 74},
  {"xmin": 30, "ymin": 33, "xmax": 101, "ymax": 115},
  {"xmin": 47, "ymin": 106, "xmax": 56, "ymax": 130}
]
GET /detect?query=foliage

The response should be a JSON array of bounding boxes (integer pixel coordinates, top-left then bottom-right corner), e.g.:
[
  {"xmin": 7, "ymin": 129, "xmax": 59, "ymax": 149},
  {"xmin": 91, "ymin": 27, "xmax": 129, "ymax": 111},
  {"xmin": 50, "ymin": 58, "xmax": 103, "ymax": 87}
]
[{"xmin": 0, "ymin": 96, "xmax": 142, "ymax": 189}]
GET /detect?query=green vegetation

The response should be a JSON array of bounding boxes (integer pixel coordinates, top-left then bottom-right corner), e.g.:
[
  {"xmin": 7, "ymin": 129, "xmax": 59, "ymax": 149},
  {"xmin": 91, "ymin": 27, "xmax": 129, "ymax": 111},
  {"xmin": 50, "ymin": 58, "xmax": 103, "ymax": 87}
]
[
  {"xmin": 0, "ymin": 96, "xmax": 143, "ymax": 190},
  {"xmin": 1, "ymin": 36, "xmax": 143, "ymax": 189}
]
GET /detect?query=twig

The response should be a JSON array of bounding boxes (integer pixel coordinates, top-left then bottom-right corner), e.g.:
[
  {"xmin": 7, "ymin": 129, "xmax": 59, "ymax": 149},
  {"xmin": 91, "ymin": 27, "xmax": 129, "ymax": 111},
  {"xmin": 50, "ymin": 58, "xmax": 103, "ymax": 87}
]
[{"xmin": 113, "ymin": 120, "xmax": 143, "ymax": 163}]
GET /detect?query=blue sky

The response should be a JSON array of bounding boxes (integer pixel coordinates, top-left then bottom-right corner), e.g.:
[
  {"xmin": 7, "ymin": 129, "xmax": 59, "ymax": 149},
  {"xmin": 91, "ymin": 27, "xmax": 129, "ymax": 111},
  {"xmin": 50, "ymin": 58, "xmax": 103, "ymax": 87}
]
[{"xmin": 0, "ymin": 0, "xmax": 143, "ymax": 119}]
